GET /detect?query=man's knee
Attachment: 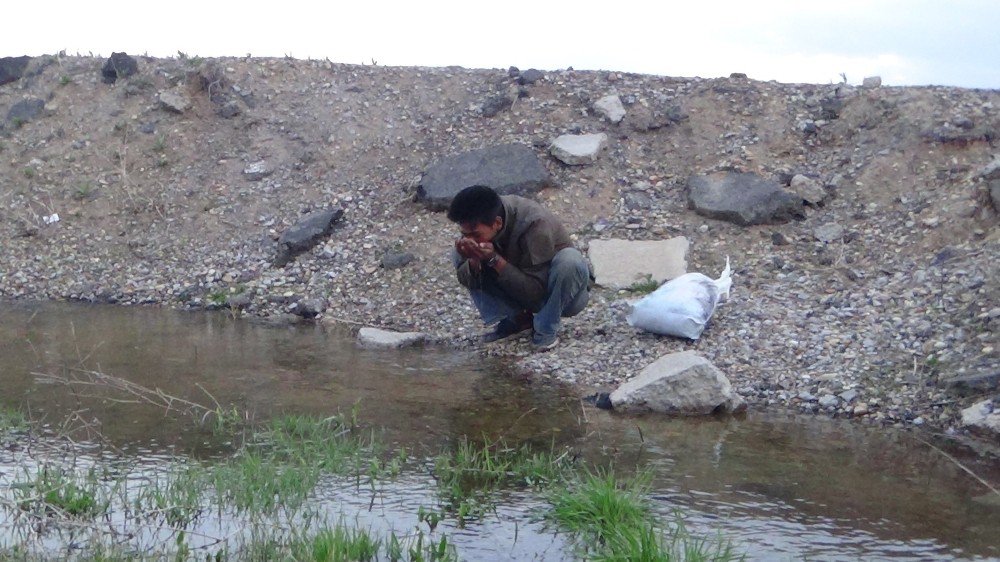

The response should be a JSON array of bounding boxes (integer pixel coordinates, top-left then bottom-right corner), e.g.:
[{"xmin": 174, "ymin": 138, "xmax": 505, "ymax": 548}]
[{"xmin": 551, "ymin": 248, "xmax": 589, "ymax": 285}]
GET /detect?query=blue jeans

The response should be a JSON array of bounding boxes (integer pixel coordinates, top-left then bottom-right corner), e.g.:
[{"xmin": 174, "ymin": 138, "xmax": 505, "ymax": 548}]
[{"xmin": 454, "ymin": 248, "xmax": 590, "ymax": 339}]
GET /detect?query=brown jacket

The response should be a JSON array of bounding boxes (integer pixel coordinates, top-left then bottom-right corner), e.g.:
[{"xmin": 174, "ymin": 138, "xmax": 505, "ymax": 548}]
[{"xmin": 456, "ymin": 195, "xmax": 572, "ymax": 312}]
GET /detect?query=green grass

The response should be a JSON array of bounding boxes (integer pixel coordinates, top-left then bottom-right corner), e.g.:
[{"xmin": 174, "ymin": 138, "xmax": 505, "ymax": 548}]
[
  {"xmin": 626, "ymin": 274, "xmax": 662, "ymax": 295},
  {"xmin": 0, "ymin": 407, "xmax": 27, "ymax": 434},
  {"xmin": 432, "ymin": 436, "xmax": 575, "ymax": 520},
  {"xmin": 546, "ymin": 468, "xmax": 742, "ymax": 561},
  {"xmin": 240, "ymin": 525, "xmax": 458, "ymax": 562},
  {"xmin": 15, "ymin": 465, "xmax": 108, "ymax": 518},
  {"xmin": 208, "ymin": 414, "xmax": 379, "ymax": 513}
]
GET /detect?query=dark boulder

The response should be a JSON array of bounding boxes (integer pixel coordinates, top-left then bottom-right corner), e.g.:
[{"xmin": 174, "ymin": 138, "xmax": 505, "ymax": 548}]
[
  {"xmin": 417, "ymin": 144, "xmax": 550, "ymax": 210},
  {"xmin": 6, "ymin": 98, "xmax": 45, "ymax": 126},
  {"xmin": 688, "ymin": 172, "xmax": 803, "ymax": 226},
  {"xmin": 102, "ymin": 52, "xmax": 138, "ymax": 84},
  {"xmin": 0, "ymin": 56, "xmax": 30, "ymax": 86},
  {"xmin": 274, "ymin": 208, "xmax": 345, "ymax": 266},
  {"xmin": 381, "ymin": 251, "xmax": 416, "ymax": 270},
  {"xmin": 518, "ymin": 68, "xmax": 544, "ymax": 85}
]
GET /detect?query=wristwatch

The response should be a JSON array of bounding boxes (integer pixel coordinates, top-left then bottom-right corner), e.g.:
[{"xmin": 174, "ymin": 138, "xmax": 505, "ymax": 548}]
[{"xmin": 485, "ymin": 255, "xmax": 500, "ymax": 268}]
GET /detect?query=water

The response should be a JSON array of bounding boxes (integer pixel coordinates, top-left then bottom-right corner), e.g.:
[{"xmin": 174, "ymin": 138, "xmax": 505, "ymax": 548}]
[{"xmin": 2, "ymin": 300, "xmax": 998, "ymax": 560}]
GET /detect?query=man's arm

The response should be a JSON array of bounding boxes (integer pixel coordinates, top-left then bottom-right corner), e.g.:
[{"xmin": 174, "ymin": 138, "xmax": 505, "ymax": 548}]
[{"xmin": 483, "ymin": 224, "xmax": 555, "ymax": 311}]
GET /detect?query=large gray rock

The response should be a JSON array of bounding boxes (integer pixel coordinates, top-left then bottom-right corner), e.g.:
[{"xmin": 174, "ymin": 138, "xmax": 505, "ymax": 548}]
[
  {"xmin": 0, "ymin": 56, "xmax": 31, "ymax": 86},
  {"xmin": 594, "ymin": 94, "xmax": 626, "ymax": 124},
  {"xmin": 416, "ymin": 144, "xmax": 550, "ymax": 211},
  {"xmin": 588, "ymin": 237, "xmax": 688, "ymax": 289},
  {"xmin": 610, "ymin": 351, "xmax": 746, "ymax": 415},
  {"xmin": 159, "ymin": 88, "xmax": 192, "ymax": 113},
  {"xmin": 961, "ymin": 400, "xmax": 1000, "ymax": 436},
  {"xmin": 274, "ymin": 208, "xmax": 345, "ymax": 266},
  {"xmin": 790, "ymin": 174, "xmax": 827, "ymax": 205},
  {"xmin": 688, "ymin": 172, "xmax": 803, "ymax": 226},
  {"xmin": 358, "ymin": 327, "xmax": 426, "ymax": 349},
  {"xmin": 550, "ymin": 133, "xmax": 608, "ymax": 165}
]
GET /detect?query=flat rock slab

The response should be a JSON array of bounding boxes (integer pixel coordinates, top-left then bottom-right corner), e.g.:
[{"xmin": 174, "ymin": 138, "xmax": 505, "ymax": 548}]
[
  {"xmin": 358, "ymin": 327, "xmax": 426, "ymax": 349},
  {"xmin": 417, "ymin": 143, "xmax": 550, "ymax": 211},
  {"xmin": 688, "ymin": 172, "xmax": 803, "ymax": 225},
  {"xmin": 550, "ymin": 133, "xmax": 608, "ymax": 165},
  {"xmin": 588, "ymin": 237, "xmax": 688, "ymax": 289},
  {"xmin": 274, "ymin": 208, "xmax": 345, "ymax": 266},
  {"xmin": 610, "ymin": 350, "xmax": 746, "ymax": 415}
]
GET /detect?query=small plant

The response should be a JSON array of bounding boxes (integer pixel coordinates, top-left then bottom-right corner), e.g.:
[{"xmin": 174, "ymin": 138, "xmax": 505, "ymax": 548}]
[
  {"xmin": 0, "ymin": 407, "xmax": 27, "ymax": 437},
  {"xmin": 16, "ymin": 465, "xmax": 106, "ymax": 518},
  {"xmin": 21, "ymin": 167, "xmax": 35, "ymax": 179},
  {"xmin": 73, "ymin": 182, "xmax": 95, "ymax": 200},
  {"xmin": 152, "ymin": 134, "xmax": 167, "ymax": 152},
  {"xmin": 207, "ymin": 289, "xmax": 229, "ymax": 306},
  {"xmin": 11, "ymin": 116, "xmax": 25, "ymax": 129},
  {"xmin": 626, "ymin": 274, "xmax": 661, "ymax": 295},
  {"xmin": 59, "ymin": 74, "xmax": 72, "ymax": 86},
  {"xmin": 432, "ymin": 436, "xmax": 575, "ymax": 520}
]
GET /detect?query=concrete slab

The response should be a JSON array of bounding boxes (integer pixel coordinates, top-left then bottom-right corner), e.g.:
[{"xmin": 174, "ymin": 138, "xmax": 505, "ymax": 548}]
[{"xmin": 588, "ymin": 237, "xmax": 689, "ymax": 289}]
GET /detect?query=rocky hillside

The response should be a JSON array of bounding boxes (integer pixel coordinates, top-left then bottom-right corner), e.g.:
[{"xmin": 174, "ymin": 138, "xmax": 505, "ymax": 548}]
[{"xmin": 1, "ymin": 54, "xmax": 998, "ymax": 442}]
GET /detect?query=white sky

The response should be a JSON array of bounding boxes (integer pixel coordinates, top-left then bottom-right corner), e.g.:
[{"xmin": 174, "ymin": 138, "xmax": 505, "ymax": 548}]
[{"xmin": 3, "ymin": 0, "xmax": 998, "ymax": 89}]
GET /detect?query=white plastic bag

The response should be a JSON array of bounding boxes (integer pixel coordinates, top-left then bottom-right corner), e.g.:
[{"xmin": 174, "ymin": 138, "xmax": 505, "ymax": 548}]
[{"xmin": 626, "ymin": 258, "xmax": 732, "ymax": 340}]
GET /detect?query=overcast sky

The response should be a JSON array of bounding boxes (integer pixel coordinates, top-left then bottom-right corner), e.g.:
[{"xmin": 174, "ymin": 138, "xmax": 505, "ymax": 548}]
[{"xmin": 4, "ymin": 0, "xmax": 998, "ymax": 89}]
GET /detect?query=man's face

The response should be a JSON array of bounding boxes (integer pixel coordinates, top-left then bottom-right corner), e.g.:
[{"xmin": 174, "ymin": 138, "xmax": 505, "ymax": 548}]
[{"xmin": 458, "ymin": 216, "xmax": 502, "ymax": 244}]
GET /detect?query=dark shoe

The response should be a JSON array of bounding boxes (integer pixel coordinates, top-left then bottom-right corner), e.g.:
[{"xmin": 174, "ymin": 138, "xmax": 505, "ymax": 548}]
[
  {"xmin": 482, "ymin": 314, "xmax": 532, "ymax": 343},
  {"xmin": 531, "ymin": 332, "xmax": 559, "ymax": 351}
]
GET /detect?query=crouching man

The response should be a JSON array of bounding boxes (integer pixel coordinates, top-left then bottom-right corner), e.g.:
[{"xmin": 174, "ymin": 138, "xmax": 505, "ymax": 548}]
[{"xmin": 447, "ymin": 185, "xmax": 590, "ymax": 350}]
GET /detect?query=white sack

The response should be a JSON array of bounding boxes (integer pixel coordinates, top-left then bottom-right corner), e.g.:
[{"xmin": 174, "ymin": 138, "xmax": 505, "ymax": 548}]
[{"xmin": 627, "ymin": 258, "xmax": 731, "ymax": 340}]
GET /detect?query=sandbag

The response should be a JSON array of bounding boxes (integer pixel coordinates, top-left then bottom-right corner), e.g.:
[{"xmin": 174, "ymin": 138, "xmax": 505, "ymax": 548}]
[{"xmin": 626, "ymin": 258, "xmax": 732, "ymax": 340}]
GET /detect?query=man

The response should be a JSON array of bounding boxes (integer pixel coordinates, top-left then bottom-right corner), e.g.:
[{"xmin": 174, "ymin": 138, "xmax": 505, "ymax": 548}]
[{"xmin": 447, "ymin": 185, "xmax": 590, "ymax": 350}]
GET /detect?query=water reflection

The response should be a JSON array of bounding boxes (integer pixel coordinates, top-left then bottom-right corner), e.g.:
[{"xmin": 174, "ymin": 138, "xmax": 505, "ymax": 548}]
[{"xmin": 2, "ymin": 300, "xmax": 998, "ymax": 560}]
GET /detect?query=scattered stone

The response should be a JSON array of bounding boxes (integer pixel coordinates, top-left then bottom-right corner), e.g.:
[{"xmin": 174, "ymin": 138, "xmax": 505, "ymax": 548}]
[
  {"xmin": 771, "ymin": 232, "xmax": 790, "ymax": 246},
  {"xmin": 0, "ymin": 55, "xmax": 31, "ymax": 86},
  {"xmin": 481, "ymin": 93, "xmax": 513, "ymax": 118},
  {"xmin": 219, "ymin": 100, "xmax": 241, "ymax": 119},
  {"xmin": 380, "ymin": 251, "xmax": 415, "ymax": 270},
  {"xmin": 623, "ymin": 190, "xmax": 653, "ymax": 211},
  {"xmin": 416, "ymin": 144, "xmax": 550, "ymax": 210},
  {"xmin": 862, "ymin": 76, "xmax": 882, "ymax": 89},
  {"xmin": 839, "ymin": 389, "xmax": 859, "ymax": 403},
  {"xmin": 588, "ymin": 237, "xmax": 689, "ymax": 290},
  {"xmin": 818, "ymin": 395, "xmax": 839, "ymax": 408},
  {"xmin": 243, "ymin": 161, "xmax": 273, "ymax": 181},
  {"xmin": 158, "ymin": 88, "xmax": 192, "ymax": 113},
  {"xmin": 274, "ymin": 208, "xmax": 345, "ymax": 267},
  {"xmin": 813, "ymin": 223, "xmax": 845, "ymax": 243},
  {"xmin": 990, "ymin": 180, "xmax": 1000, "ymax": 211},
  {"xmin": 101, "ymin": 52, "xmax": 138, "ymax": 84},
  {"xmin": 294, "ymin": 298, "xmax": 327, "ymax": 319},
  {"xmin": 593, "ymin": 94, "xmax": 626, "ymax": 124},
  {"xmin": 610, "ymin": 351, "xmax": 746, "ymax": 415},
  {"xmin": 226, "ymin": 292, "xmax": 252, "ymax": 310},
  {"xmin": 358, "ymin": 327, "xmax": 426, "ymax": 349},
  {"xmin": 687, "ymin": 172, "xmax": 803, "ymax": 226},
  {"xmin": 550, "ymin": 133, "xmax": 608, "ymax": 165},
  {"xmin": 790, "ymin": 174, "xmax": 827, "ymax": 205},
  {"xmin": 518, "ymin": 69, "xmax": 544, "ymax": 85}
]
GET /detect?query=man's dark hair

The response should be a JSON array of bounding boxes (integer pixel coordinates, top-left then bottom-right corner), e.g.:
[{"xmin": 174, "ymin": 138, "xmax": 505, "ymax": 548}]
[{"xmin": 447, "ymin": 185, "xmax": 503, "ymax": 225}]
